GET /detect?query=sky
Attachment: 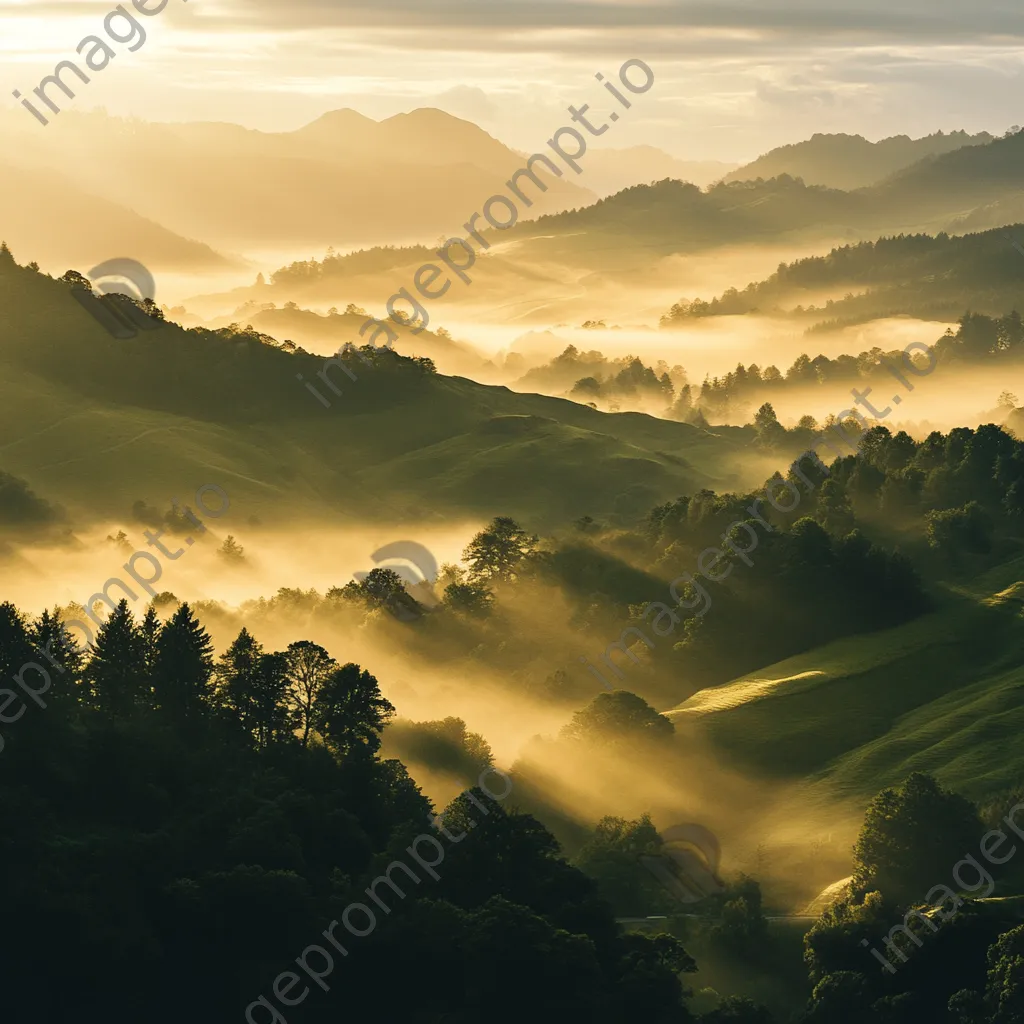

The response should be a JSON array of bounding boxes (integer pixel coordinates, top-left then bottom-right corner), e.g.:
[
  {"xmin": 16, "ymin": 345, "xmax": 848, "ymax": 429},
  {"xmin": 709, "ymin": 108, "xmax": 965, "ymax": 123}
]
[{"xmin": 1, "ymin": 0, "xmax": 1023, "ymax": 160}]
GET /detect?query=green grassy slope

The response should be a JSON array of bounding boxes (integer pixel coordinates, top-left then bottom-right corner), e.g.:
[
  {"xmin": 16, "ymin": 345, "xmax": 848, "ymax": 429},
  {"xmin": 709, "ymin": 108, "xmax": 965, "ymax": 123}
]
[
  {"xmin": 0, "ymin": 256, "xmax": 749, "ymax": 527},
  {"xmin": 666, "ymin": 556, "xmax": 1024, "ymax": 803}
]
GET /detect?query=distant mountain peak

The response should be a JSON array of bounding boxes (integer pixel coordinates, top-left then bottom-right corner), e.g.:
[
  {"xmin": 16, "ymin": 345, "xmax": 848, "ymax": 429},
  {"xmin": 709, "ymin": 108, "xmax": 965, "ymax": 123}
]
[{"xmin": 294, "ymin": 108, "xmax": 379, "ymax": 135}]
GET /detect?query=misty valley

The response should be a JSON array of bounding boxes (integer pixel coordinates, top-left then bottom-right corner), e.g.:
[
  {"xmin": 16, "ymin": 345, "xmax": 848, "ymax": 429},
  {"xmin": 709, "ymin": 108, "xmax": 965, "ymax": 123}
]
[{"xmin": 3, "ymin": 9, "xmax": 1024, "ymax": 1024}]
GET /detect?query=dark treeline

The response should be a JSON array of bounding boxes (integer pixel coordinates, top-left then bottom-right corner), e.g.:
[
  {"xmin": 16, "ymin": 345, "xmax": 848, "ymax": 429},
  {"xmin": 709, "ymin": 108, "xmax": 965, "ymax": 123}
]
[
  {"xmin": 0, "ymin": 596, "xmax": 701, "ymax": 1023},
  {"xmin": 571, "ymin": 771, "xmax": 1024, "ymax": 1024},
  {"xmin": 0, "ymin": 247, "xmax": 437, "ymax": 428},
  {"xmin": 526, "ymin": 315, "xmax": 1024, "ymax": 427},
  {"xmin": 799, "ymin": 772, "xmax": 1024, "ymax": 1024},
  {"xmin": 4, "ymin": 580, "xmax": 1019, "ymax": 1023}
]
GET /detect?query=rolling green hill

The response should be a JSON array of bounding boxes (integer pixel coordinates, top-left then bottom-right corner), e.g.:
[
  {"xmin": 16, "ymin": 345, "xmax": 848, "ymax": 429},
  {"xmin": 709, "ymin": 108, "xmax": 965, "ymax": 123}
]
[
  {"xmin": 0, "ymin": 250, "xmax": 752, "ymax": 528},
  {"xmin": 666, "ymin": 555, "xmax": 1024, "ymax": 805}
]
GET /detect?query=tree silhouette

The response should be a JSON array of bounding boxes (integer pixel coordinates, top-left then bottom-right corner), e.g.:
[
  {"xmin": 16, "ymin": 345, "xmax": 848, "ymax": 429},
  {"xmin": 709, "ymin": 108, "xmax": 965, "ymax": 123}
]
[
  {"xmin": 139, "ymin": 605, "xmax": 161, "ymax": 703},
  {"xmin": 342, "ymin": 568, "xmax": 422, "ymax": 620},
  {"xmin": 315, "ymin": 662, "xmax": 394, "ymax": 755},
  {"xmin": 218, "ymin": 535, "xmax": 246, "ymax": 564},
  {"xmin": 29, "ymin": 608, "xmax": 85, "ymax": 707},
  {"xmin": 560, "ymin": 691, "xmax": 675, "ymax": 746},
  {"xmin": 463, "ymin": 516, "xmax": 537, "ymax": 584},
  {"xmin": 0, "ymin": 601, "xmax": 33, "ymax": 680},
  {"xmin": 152, "ymin": 602, "xmax": 214, "ymax": 723},
  {"xmin": 85, "ymin": 600, "xmax": 145, "ymax": 715},
  {"xmin": 853, "ymin": 772, "xmax": 981, "ymax": 905},
  {"xmin": 284, "ymin": 640, "xmax": 337, "ymax": 747},
  {"xmin": 215, "ymin": 629, "xmax": 293, "ymax": 748}
]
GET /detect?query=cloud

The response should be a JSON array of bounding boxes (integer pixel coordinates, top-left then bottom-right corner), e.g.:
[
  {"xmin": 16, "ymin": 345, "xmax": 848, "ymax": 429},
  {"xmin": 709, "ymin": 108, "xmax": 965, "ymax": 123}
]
[{"xmin": 196, "ymin": 0, "xmax": 1024, "ymax": 48}]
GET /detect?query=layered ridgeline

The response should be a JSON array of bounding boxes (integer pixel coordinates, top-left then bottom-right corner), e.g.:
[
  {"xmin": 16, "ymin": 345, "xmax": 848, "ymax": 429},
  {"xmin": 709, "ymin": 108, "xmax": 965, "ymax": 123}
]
[
  {"xmin": 661, "ymin": 225, "xmax": 1024, "ymax": 328},
  {"xmin": 0, "ymin": 246, "xmax": 754, "ymax": 527},
  {"xmin": 0, "ymin": 106, "xmax": 594, "ymax": 261},
  {"xmin": 229, "ymin": 129, "xmax": 1024, "ymax": 313},
  {"xmin": 723, "ymin": 130, "xmax": 996, "ymax": 191}
]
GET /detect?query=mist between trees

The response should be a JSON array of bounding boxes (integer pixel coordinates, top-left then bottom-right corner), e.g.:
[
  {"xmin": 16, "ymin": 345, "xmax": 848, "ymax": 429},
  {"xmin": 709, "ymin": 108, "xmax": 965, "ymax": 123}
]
[
  {"xmin": 299, "ymin": 58, "xmax": 656, "ymax": 410},
  {"xmin": 0, "ymin": 483, "xmax": 228, "ymax": 752},
  {"xmin": 581, "ymin": 338, "xmax": 938, "ymax": 689}
]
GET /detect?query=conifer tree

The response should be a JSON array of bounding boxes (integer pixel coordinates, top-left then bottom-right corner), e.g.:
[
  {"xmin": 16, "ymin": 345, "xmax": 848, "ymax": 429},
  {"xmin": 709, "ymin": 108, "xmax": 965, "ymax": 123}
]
[
  {"xmin": 139, "ymin": 606, "xmax": 161, "ymax": 706},
  {"xmin": 28, "ymin": 608, "xmax": 85, "ymax": 708},
  {"xmin": 0, "ymin": 601, "xmax": 33, "ymax": 679},
  {"xmin": 152, "ymin": 603, "xmax": 214, "ymax": 723},
  {"xmin": 85, "ymin": 600, "xmax": 145, "ymax": 716},
  {"xmin": 215, "ymin": 628, "xmax": 293, "ymax": 747}
]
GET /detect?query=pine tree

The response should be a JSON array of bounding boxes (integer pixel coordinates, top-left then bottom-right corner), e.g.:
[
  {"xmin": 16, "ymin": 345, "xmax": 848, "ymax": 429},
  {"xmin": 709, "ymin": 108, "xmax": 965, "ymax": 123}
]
[
  {"xmin": 139, "ymin": 606, "xmax": 161, "ymax": 706},
  {"xmin": 28, "ymin": 608, "xmax": 85, "ymax": 708},
  {"xmin": 215, "ymin": 629, "xmax": 293, "ymax": 748},
  {"xmin": 0, "ymin": 601, "xmax": 33, "ymax": 679},
  {"xmin": 85, "ymin": 600, "xmax": 146, "ymax": 716},
  {"xmin": 218, "ymin": 535, "xmax": 246, "ymax": 564},
  {"xmin": 152, "ymin": 603, "xmax": 214, "ymax": 723}
]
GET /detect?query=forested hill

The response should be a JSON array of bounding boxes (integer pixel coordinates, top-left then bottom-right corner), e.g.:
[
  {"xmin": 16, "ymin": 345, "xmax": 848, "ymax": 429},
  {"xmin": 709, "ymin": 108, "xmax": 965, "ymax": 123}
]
[
  {"xmin": 251, "ymin": 130, "xmax": 1024, "ymax": 295},
  {"xmin": 0, "ymin": 247, "xmax": 748, "ymax": 526},
  {"xmin": 723, "ymin": 130, "xmax": 994, "ymax": 191},
  {"xmin": 661, "ymin": 226, "xmax": 1024, "ymax": 327}
]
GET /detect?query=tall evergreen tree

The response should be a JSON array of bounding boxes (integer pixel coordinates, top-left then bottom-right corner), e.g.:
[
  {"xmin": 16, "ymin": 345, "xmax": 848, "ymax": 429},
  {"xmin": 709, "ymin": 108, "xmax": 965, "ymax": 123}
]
[
  {"xmin": 0, "ymin": 601, "xmax": 33, "ymax": 679},
  {"xmin": 215, "ymin": 629, "xmax": 293, "ymax": 748},
  {"xmin": 152, "ymin": 603, "xmax": 214, "ymax": 723},
  {"xmin": 139, "ymin": 605, "xmax": 161, "ymax": 707},
  {"xmin": 85, "ymin": 600, "xmax": 146, "ymax": 716},
  {"xmin": 28, "ymin": 608, "xmax": 85, "ymax": 709}
]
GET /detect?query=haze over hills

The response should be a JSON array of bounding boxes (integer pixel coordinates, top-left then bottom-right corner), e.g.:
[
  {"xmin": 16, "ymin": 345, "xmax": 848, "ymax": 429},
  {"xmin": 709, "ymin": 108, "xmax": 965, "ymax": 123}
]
[
  {"xmin": 190, "ymin": 301, "xmax": 493, "ymax": 379},
  {"xmin": 208, "ymin": 128, "xmax": 1024, "ymax": 329},
  {"xmin": 0, "ymin": 107, "xmax": 595, "ymax": 260},
  {"xmin": 723, "ymin": 130, "xmax": 996, "ymax": 190},
  {"xmin": 583, "ymin": 146, "xmax": 737, "ymax": 195},
  {"xmin": 0, "ymin": 248, "xmax": 757, "ymax": 528},
  {"xmin": 0, "ymin": 160, "xmax": 235, "ymax": 273},
  {"xmin": 12, "ymin": 3, "xmax": 1024, "ymax": 1021},
  {"xmin": 660, "ymin": 224, "xmax": 1024, "ymax": 327}
]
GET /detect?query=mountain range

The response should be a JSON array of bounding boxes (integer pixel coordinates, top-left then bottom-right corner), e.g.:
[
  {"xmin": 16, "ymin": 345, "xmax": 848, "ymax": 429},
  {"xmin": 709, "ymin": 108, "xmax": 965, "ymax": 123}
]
[{"xmin": 0, "ymin": 107, "xmax": 594, "ymax": 267}]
